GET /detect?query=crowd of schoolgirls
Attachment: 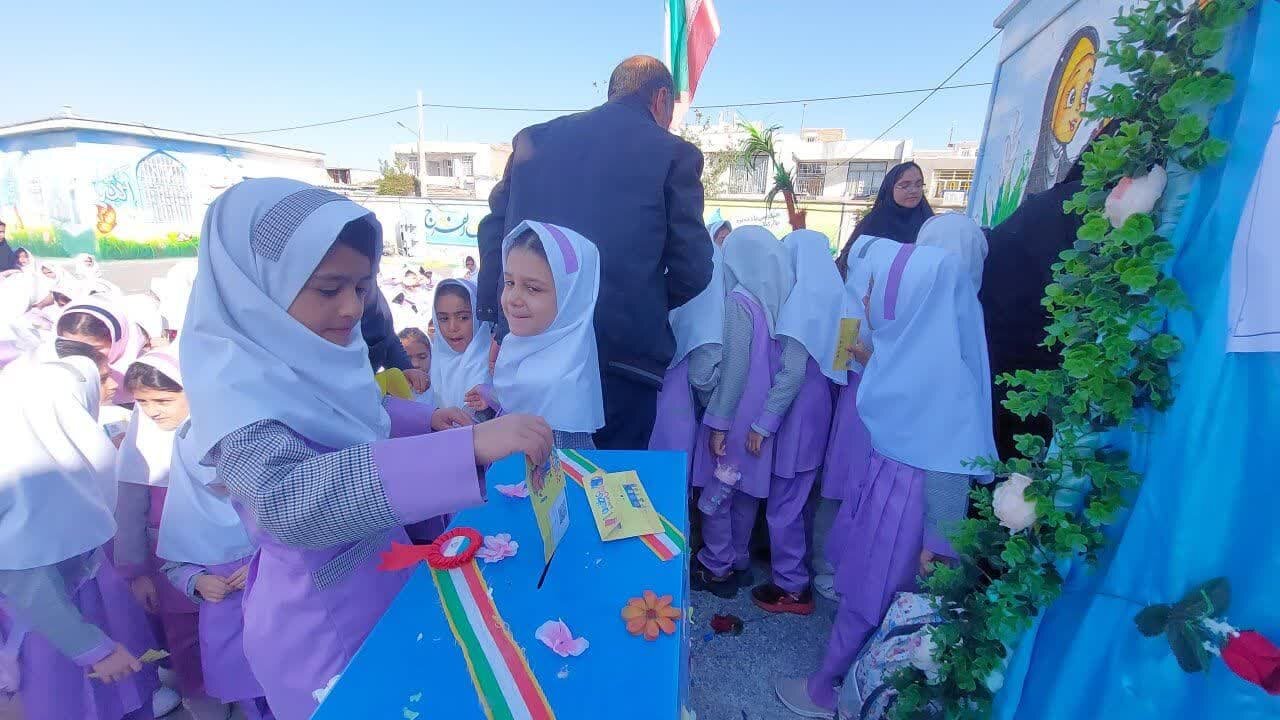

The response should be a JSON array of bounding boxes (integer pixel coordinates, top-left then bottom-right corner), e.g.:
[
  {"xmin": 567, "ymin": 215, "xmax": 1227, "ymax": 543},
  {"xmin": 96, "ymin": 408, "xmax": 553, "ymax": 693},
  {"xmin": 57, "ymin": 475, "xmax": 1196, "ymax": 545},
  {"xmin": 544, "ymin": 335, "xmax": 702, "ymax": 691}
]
[{"xmin": 0, "ymin": 161, "xmax": 993, "ymax": 720}]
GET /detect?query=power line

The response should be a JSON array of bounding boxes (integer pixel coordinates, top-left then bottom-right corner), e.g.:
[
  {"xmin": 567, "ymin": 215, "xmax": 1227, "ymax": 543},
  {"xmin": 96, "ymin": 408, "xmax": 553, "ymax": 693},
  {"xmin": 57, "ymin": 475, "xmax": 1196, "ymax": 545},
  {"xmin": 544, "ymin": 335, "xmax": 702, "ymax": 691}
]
[
  {"xmin": 844, "ymin": 30, "xmax": 1001, "ymax": 158},
  {"xmin": 221, "ymin": 81, "xmax": 993, "ymax": 137}
]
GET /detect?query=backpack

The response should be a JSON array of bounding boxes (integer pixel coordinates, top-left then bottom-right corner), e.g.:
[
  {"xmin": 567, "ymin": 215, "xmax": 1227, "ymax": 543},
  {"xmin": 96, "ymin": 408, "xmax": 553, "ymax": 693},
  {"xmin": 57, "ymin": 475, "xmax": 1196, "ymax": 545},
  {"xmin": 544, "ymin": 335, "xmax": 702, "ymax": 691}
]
[{"xmin": 838, "ymin": 592, "xmax": 944, "ymax": 720}]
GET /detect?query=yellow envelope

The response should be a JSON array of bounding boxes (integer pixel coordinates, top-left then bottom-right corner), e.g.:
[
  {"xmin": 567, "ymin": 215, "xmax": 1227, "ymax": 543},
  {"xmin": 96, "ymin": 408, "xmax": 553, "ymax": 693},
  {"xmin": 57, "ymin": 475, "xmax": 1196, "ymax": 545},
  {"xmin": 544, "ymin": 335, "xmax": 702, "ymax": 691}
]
[
  {"xmin": 831, "ymin": 317, "xmax": 862, "ymax": 371},
  {"xmin": 585, "ymin": 471, "xmax": 664, "ymax": 542},
  {"xmin": 527, "ymin": 453, "xmax": 570, "ymax": 562}
]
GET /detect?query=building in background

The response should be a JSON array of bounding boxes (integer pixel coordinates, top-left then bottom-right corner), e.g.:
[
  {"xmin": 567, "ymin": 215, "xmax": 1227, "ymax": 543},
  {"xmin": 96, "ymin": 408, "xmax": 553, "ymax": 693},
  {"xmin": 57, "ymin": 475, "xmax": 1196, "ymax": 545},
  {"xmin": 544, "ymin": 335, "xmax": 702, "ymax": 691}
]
[
  {"xmin": 389, "ymin": 140, "xmax": 513, "ymax": 201},
  {"xmin": 0, "ymin": 115, "xmax": 328, "ymax": 259},
  {"xmin": 684, "ymin": 117, "xmax": 978, "ymax": 246}
]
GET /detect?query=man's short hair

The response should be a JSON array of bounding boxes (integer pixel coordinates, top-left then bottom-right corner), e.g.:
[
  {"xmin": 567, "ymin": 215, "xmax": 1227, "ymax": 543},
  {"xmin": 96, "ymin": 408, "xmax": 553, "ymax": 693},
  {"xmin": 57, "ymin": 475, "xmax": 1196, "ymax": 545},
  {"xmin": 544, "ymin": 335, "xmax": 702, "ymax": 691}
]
[{"xmin": 607, "ymin": 56, "xmax": 675, "ymax": 102}]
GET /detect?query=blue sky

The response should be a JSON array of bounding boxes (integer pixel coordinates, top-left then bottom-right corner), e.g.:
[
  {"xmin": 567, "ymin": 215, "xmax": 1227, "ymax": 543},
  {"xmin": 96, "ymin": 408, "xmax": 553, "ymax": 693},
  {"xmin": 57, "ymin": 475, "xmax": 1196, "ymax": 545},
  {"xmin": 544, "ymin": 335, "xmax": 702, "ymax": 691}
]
[{"xmin": 4, "ymin": 0, "xmax": 1011, "ymax": 168}]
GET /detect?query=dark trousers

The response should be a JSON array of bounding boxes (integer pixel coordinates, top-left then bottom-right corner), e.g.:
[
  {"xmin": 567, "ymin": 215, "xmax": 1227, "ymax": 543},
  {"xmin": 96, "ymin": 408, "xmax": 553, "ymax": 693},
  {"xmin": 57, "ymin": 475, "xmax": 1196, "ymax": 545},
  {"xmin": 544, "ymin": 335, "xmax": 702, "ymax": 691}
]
[{"xmin": 591, "ymin": 372, "xmax": 658, "ymax": 450}]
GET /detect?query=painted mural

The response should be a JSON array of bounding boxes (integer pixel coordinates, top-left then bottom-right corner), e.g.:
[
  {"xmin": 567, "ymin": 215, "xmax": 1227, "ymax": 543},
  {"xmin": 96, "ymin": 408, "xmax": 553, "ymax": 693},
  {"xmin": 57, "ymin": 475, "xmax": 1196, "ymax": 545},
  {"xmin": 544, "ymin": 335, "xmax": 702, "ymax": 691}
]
[
  {"xmin": 972, "ymin": 0, "xmax": 1138, "ymax": 227},
  {"xmin": 0, "ymin": 134, "xmax": 325, "ymax": 259}
]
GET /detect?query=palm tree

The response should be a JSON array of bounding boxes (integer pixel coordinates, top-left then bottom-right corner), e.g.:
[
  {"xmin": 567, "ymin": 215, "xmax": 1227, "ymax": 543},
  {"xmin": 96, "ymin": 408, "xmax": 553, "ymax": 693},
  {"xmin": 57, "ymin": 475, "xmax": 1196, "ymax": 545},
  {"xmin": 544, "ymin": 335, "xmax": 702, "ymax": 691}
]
[{"xmin": 738, "ymin": 122, "xmax": 805, "ymax": 230}]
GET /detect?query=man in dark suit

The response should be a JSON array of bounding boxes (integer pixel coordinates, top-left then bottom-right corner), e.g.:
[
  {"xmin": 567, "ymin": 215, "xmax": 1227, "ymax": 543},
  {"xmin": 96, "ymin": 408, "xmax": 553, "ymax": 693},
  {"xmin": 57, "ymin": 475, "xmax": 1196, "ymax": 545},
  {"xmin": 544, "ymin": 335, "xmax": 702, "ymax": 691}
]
[{"xmin": 477, "ymin": 55, "xmax": 714, "ymax": 450}]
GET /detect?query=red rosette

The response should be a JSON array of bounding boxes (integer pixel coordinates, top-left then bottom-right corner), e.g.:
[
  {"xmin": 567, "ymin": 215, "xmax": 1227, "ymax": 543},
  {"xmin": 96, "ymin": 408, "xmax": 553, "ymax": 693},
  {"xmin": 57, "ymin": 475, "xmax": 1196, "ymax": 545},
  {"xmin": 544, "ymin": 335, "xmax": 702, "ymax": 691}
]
[{"xmin": 424, "ymin": 527, "xmax": 483, "ymax": 570}]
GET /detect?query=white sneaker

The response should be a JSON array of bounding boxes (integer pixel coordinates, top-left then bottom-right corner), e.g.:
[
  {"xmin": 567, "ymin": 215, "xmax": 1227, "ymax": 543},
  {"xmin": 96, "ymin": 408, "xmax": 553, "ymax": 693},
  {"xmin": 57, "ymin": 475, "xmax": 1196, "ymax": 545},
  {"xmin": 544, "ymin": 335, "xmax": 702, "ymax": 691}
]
[
  {"xmin": 775, "ymin": 677, "xmax": 836, "ymax": 719},
  {"xmin": 151, "ymin": 686, "xmax": 182, "ymax": 718},
  {"xmin": 814, "ymin": 574, "xmax": 839, "ymax": 601},
  {"xmin": 157, "ymin": 665, "xmax": 179, "ymax": 688},
  {"xmin": 183, "ymin": 696, "xmax": 233, "ymax": 720}
]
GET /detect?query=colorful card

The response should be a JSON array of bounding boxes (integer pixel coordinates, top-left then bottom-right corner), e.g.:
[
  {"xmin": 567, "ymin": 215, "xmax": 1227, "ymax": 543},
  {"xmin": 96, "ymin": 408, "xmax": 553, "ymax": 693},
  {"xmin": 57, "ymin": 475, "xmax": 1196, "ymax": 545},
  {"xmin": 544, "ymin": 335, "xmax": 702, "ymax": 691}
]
[
  {"xmin": 527, "ymin": 453, "xmax": 570, "ymax": 563},
  {"xmin": 585, "ymin": 471, "xmax": 663, "ymax": 542},
  {"xmin": 832, "ymin": 317, "xmax": 862, "ymax": 371}
]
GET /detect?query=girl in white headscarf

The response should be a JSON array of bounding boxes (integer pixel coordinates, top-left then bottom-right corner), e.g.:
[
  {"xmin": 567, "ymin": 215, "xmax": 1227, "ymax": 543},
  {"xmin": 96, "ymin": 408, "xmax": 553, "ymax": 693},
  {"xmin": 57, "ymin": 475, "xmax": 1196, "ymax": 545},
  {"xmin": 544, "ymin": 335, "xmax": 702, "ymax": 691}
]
[
  {"xmin": 0, "ymin": 348, "xmax": 162, "ymax": 720},
  {"xmin": 467, "ymin": 220, "xmax": 604, "ymax": 450},
  {"xmin": 428, "ymin": 278, "xmax": 492, "ymax": 417},
  {"xmin": 916, "ymin": 212, "xmax": 989, "ymax": 289},
  {"xmin": 649, "ymin": 219, "xmax": 725, "ymax": 464},
  {"xmin": 689, "ymin": 226, "xmax": 811, "ymax": 604},
  {"xmin": 178, "ymin": 178, "xmax": 550, "ymax": 720},
  {"xmin": 777, "ymin": 237, "xmax": 997, "ymax": 717}
]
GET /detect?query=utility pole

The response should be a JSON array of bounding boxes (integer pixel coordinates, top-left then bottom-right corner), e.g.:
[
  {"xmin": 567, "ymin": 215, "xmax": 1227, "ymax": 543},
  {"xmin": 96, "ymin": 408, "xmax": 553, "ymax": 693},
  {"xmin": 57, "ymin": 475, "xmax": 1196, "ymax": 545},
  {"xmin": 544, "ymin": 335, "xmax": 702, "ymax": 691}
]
[{"xmin": 416, "ymin": 89, "xmax": 426, "ymax": 197}]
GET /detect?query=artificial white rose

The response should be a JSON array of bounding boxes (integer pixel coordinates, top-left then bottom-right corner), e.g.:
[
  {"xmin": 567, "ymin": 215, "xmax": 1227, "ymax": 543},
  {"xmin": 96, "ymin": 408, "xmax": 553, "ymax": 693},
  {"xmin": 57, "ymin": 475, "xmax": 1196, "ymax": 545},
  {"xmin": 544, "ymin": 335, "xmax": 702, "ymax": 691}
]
[
  {"xmin": 1104, "ymin": 164, "xmax": 1168, "ymax": 228},
  {"xmin": 986, "ymin": 670, "xmax": 1005, "ymax": 693},
  {"xmin": 993, "ymin": 473, "xmax": 1038, "ymax": 533},
  {"xmin": 910, "ymin": 628, "xmax": 941, "ymax": 683}
]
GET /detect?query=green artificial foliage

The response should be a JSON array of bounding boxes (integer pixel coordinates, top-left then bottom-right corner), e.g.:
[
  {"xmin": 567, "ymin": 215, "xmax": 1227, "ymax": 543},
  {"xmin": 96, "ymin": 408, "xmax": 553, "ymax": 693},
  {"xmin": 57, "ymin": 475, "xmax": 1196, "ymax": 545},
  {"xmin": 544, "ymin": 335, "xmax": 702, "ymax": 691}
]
[{"xmin": 886, "ymin": 2, "xmax": 1257, "ymax": 717}]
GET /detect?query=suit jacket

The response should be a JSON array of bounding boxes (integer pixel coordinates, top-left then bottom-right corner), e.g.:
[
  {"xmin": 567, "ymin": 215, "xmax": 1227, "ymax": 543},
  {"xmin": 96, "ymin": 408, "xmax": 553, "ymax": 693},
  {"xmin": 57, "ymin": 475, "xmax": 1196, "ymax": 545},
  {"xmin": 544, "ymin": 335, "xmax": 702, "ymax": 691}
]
[{"xmin": 476, "ymin": 97, "xmax": 714, "ymax": 387}]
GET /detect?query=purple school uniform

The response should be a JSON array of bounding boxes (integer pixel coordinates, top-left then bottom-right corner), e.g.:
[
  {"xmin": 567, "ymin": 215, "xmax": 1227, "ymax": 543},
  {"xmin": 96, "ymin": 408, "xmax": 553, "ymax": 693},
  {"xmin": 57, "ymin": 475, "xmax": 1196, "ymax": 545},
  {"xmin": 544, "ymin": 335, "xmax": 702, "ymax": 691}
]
[
  {"xmin": 648, "ymin": 359, "xmax": 698, "ymax": 468},
  {"xmin": 14, "ymin": 551, "xmax": 160, "ymax": 720},
  {"xmin": 821, "ymin": 371, "xmax": 874, "ymax": 502},
  {"xmin": 143, "ymin": 486, "xmax": 204, "ymax": 697},
  {"xmin": 693, "ymin": 292, "xmax": 780, "ymax": 577},
  {"xmin": 772, "ymin": 358, "xmax": 832, "ymax": 479},
  {"xmin": 222, "ymin": 400, "xmax": 482, "ymax": 720},
  {"xmin": 166, "ymin": 556, "xmax": 265, "ymax": 708}
]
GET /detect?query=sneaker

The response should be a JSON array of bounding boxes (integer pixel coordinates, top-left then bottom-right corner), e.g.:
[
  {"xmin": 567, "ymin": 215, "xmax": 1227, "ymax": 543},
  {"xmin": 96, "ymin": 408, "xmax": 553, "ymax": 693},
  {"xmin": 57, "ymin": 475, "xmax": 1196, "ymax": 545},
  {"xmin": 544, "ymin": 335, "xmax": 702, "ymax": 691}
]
[
  {"xmin": 751, "ymin": 583, "xmax": 816, "ymax": 615},
  {"xmin": 775, "ymin": 677, "xmax": 835, "ymax": 719},
  {"xmin": 691, "ymin": 558, "xmax": 738, "ymax": 599},
  {"xmin": 734, "ymin": 566, "xmax": 755, "ymax": 588},
  {"xmin": 151, "ymin": 686, "xmax": 182, "ymax": 718},
  {"xmin": 156, "ymin": 665, "xmax": 179, "ymax": 688},
  {"xmin": 813, "ymin": 574, "xmax": 839, "ymax": 602},
  {"xmin": 182, "ymin": 696, "xmax": 233, "ymax": 720}
]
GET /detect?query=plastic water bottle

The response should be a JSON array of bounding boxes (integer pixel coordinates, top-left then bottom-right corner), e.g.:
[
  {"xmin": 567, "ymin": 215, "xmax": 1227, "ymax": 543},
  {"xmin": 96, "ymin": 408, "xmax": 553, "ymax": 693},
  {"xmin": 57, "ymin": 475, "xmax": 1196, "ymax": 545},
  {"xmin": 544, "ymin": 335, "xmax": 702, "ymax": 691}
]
[{"xmin": 697, "ymin": 462, "xmax": 740, "ymax": 515}]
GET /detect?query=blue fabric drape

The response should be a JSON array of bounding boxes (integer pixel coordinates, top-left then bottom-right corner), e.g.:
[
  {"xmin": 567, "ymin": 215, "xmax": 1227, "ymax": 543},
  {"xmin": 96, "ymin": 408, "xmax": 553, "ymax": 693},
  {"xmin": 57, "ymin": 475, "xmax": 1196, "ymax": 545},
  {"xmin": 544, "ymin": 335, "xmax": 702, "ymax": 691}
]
[{"xmin": 995, "ymin": 5, "xmax": 1280, "ymax": 718}]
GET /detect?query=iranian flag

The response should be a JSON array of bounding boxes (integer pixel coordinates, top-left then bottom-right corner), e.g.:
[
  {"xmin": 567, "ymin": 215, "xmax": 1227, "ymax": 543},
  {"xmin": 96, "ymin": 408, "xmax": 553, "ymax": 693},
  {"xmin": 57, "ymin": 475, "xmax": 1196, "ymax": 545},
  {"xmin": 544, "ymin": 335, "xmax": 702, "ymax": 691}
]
[{"xmin": 664, "ymin": 0, "xmax": 721, "ymax": 126}]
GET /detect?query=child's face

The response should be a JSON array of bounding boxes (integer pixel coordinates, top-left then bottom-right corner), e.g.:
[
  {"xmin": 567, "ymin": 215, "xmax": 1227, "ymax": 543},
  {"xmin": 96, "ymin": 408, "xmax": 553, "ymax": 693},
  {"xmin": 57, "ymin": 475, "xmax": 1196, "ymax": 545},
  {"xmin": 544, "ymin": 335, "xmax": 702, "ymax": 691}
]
[
  {"xmin": 132, "ymin": 387, "xmax": 190, "ymax": 431},
  {"xmin": 288, "ymin": 242, "xmax": 372, "ymax": 346},
  {"xmin": 403, "ymin": 338, "xmax": 431, "ymax": 372},
  {"xmin": 96, "ymin": 361, "xmax": 117, "ymax": 405},
  {"xmin": 714, "ymin": 225, "xmax": 731, "ymax": 244},
  {"xmin": 502, "ymin": 246, "xmax": 557, "ymax": 337},
  {"xmin": 435, "ymin": 293, "xmax": 474, "ymax": 353},
  {"xmin": 403, "ymin": 272, "xmax": 420, "ymax": 289}
]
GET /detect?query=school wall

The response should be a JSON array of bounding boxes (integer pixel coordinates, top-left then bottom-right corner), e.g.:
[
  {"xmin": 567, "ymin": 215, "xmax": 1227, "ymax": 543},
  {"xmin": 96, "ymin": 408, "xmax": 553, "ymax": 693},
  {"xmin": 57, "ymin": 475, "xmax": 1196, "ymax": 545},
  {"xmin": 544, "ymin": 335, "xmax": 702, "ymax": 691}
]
[
  {"xmin": 343, "ymin": 193, "xmax": 487, "ymax": 270},
  {"xmin": 706, "ymin": 197, "xmax": 868, "ymax": 251},
  {"xmin": 0, "ymin": 129, "xmax": 329, "ymax": 259}
]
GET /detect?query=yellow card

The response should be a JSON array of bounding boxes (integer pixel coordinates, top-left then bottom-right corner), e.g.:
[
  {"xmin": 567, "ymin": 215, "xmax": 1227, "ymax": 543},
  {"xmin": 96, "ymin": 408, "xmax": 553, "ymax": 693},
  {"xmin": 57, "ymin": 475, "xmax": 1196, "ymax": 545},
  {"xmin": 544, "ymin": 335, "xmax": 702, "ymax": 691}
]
[
  {"xmin": 832, "ymin": 317, "xmax": 862, "ymax": 371},
  {"xmin": 527, "ymin": 453, "xmax": 570, "ymax": 563},
  {"xmin": 585, "ymin": 471, "xmax": 663, "ymax": 542}
]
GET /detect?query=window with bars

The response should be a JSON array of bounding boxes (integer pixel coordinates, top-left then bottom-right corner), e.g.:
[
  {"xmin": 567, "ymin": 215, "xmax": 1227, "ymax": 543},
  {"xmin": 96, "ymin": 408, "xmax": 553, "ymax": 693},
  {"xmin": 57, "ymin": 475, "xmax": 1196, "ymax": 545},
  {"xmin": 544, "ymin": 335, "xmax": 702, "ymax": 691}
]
[
  {"xmin": 456, "ymin": 156, "xmax": 475, "ymax": 177},
  {"xmin": 795, "ymin": 162, "xmax": 826, "ymax": 197},
  {"xmin": 845, "ymin": 161, "xmax": 888, "ymax": 198},
  {"xmin": 932, "ymin": 168, "xmax": 974, "ymax": 198},
  {"xmin": 136, "ymin": 151, "xmax": 191, "ymax": 224}
]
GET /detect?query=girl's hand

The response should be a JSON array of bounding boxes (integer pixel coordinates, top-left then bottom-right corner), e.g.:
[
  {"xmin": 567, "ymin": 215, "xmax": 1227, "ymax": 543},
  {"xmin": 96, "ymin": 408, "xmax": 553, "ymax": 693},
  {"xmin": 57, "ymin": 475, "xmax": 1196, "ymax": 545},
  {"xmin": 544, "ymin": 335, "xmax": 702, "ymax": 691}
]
[
  {"xmin": 195, "ymin": 574, "xmax": 232, "ymax": 603},
  {"xmin": 464, "ymin": 386, "xmax": 490, "ymax": 412},
  {"xmin": 473, "ymin": 414, "xmax": 554, "ymax": 466},
  {"xmin": 852, "ymin": 341, "xmax": 873, "ymax": 367},
  {"xmin": 432, "ymin": 407, "xmax": 473, "ymax": 431},
  {"xmin": 746, "ymin": 430, "xmax": 765, "ymax": 457},
  {"xmin": 225, "ymin": 565, "xmax": 250, "ymax": 591},
  {"xmin": 403, "ymin": 369, "xmax": 430, "ymax": 394},
  {"xmin": 709, "ymin": 430, "xmax": 727, "ymax": 458},
  {"xmin": 91, "ymin": 644, "xmax": 142, "ymax": 683},
  {"xmin": 129, "ymin": 576, "xmax": 158, "ymax": 614}
]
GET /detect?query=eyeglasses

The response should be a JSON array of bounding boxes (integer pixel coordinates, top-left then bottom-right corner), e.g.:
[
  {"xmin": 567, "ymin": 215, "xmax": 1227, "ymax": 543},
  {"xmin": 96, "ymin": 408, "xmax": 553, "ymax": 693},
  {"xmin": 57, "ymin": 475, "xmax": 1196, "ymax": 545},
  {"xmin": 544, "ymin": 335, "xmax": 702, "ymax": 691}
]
[{"xmin": 894, "ymin": 181, "xmax": 925, "ymax": 192}]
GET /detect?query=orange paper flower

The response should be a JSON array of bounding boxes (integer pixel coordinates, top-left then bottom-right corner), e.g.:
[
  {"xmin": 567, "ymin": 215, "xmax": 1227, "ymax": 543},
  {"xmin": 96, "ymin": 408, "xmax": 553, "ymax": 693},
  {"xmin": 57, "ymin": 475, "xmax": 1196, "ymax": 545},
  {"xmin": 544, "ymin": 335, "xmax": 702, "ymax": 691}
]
[{"xmin": 622, "ymin": 590, "xmax": 682, "ymax": 641}]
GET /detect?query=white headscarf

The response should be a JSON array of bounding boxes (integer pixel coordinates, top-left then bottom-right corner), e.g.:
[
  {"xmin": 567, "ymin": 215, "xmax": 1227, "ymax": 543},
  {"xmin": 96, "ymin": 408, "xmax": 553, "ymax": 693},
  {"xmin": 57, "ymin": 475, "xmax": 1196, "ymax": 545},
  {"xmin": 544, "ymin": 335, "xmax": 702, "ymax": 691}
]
[
  {"xmin": 121, "ymin": 293, "xmax": 167, "ymax": 343},
  {"xmin": 114, "ymin": 348, "xmax": 182, "ymax": 487},
  {"xmin": 707, "ymin": 219, "xmax": 732, "ymax": 245},
  {"xmin": 721, "ymin": 225, "xmax": 794, "ymax": 335},
  {"xmin": 854, "ymin": 243, "xmax": 996, "ymax": 474},
  {"xmin": 157, "ymin": 419, "xmax": 256, "ymax": 566},
  {"xmin": 429, "ymin": 278, "xmax": 493, "ymax": 409},
  {"xmin": 493, "ymin": 221, "xmax": 603, "ymax": 433},
  {"xmin": 668, "ymin": 239, "xmax": 724, "ymax": 368},
  {"xmin": 777, "ymin": 230, "xmax": 847, "ymax": 383},
  {"xmin": 180, "ymin": 178, "xmax": 390, "ymax": 458},
  {"xmin": 0, "ymin": 355, "xmax": 118, "ymax": 570},
  {"xmin": 151, "ymin": 260, "xmax": 197, "ymax": 331},
  {"xmin": 916, "ymin": 212, "xmax": 988, "ymax": 291}
]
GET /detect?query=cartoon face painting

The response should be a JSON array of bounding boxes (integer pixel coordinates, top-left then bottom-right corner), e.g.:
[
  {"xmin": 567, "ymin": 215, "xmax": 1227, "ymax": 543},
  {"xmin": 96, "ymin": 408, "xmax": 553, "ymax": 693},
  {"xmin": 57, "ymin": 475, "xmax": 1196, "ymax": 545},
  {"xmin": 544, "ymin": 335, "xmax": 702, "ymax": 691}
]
[
  {"xmin": 1026, "ymin": 25, "xmax": 1101, "ymax": 195},
  {"xmin": 1050, "ymin": 34, "xmax": 1097, "ymax": 144}
]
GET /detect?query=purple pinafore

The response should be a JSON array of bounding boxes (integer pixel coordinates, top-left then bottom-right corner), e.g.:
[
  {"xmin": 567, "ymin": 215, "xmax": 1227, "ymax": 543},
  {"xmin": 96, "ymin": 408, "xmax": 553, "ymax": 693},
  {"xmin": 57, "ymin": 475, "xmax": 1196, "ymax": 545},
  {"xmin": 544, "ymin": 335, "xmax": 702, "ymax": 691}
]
[
  {"xmin": 649, "ymin": 359, "xmax": 698, "ymax": 472},
  {"xmin": 692, "ymin": 292, "xmax": 780, "ymax": 577},
  {"xmin": 766, "ymin": 357, "xmax": 834, "ymax": 592},
  {"xmin": 821, "ymin": 371, "xmax": 874, "ymax": 503},
  {"xmin": 197, "ymin": 556, "xmax": 267, "ymax": 712},
  {"xmin": 12, "ymin": 551, "xmax": 160, "ymax": 720},
  {"xmin": 144, "ymin": 485, "xmax": 205, "ymax": 697}
]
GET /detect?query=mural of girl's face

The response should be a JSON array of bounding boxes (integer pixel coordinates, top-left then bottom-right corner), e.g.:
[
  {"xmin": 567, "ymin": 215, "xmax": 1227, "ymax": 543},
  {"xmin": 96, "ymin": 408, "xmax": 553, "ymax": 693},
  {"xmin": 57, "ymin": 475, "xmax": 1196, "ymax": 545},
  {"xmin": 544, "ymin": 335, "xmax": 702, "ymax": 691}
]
[
  {"xmin": 1051, "ymin": 38, "xmax": 1097, "ymax": 144},
  {"xmin": 892, "ymin": 166, "xmax": 926, "ymax": 209}
]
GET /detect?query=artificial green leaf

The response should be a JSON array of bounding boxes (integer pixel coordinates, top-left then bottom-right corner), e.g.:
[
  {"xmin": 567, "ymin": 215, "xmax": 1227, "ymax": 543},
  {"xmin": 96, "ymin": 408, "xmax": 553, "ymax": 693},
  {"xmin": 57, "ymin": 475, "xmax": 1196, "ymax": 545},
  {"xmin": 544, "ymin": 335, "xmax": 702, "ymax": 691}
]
[
  {"xmin": 1170, "ymin": 114, "xmax": 1208, "ymax": 148},
  {"xmin": 1167, "ymin": 623, "xmax": 1209, "ymax": 672},
  {"xmin": 1192, "ymin": 27, "xmax": 1225, "ymax": 56},
  {"xmin": 1176, "ymin": 576, "xmax": 1231, "ymax": 619},
  {"xmin": 1134, "ymin": 604, "xmax": 1172, "ymax": 637}
]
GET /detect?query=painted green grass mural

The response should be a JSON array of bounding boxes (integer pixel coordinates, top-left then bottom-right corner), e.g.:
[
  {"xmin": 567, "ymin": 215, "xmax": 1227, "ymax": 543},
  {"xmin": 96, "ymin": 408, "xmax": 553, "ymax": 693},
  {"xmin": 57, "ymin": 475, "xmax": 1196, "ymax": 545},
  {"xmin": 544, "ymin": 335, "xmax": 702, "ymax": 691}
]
[
  {"xmin": 981, "ymin": 151, "xmax": 1032, "ymax": 227},
  {"xmin": 10, "ymin": 228, "xmax": 199, "ymax": 260}
]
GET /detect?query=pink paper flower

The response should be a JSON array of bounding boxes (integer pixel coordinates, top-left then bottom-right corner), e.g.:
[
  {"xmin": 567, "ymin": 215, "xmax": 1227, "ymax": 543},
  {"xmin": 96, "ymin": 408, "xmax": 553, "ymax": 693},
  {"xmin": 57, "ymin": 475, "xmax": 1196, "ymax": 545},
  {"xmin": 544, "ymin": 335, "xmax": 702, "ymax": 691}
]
[
  {"xmin": 495, "ymin": 482, "xmax": 529, "ymax": 499},
  {"xmin": 476, "ymin": 533, "xmax": 519, "ymax": 564},
  {"xmin": 535, "ymin": 619, "xmax": 589, "ymax": 658}
]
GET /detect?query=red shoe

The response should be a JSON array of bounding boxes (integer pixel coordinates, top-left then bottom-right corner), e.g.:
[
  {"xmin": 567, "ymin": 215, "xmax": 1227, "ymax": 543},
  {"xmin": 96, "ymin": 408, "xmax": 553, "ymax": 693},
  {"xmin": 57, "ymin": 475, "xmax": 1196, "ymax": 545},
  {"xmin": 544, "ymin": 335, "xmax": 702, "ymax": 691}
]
[{"xmin": 751, "ymin": 582, "xmax": 816, "ymax": 615}]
